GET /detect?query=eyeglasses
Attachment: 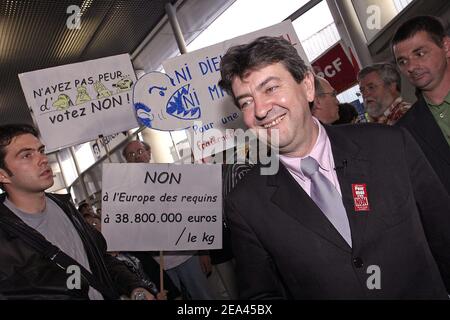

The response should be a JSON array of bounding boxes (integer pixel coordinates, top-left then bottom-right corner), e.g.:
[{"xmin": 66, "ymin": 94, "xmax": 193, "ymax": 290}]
[
  {"xmin": 318, "ymin": 91, "xmax": 338, "ymax": 98},
  {"xmin": 358, "ymin": 82, "xmax": 385, "ymax": 95},
  {"xmin": 127, "ymin": 148, "xmax": 146, "ymax": 160}
]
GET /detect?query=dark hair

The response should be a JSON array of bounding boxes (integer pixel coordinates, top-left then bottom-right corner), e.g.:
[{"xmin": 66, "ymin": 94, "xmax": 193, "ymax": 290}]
[
  {"xmin": 392, "ymin": 15, "xmax": 447, "ymax": 49},
  {"xmin": 333, "ymin": 103, "xmax": 358, "ymax": 125},
  {"xmin": 0, "ymin": 124, "xmax": 39, "ymax": 175},
  {"xmin": 78, "ymin": 202, "xmax": 91, "ymax": 213},
  {"xmin": 358, "ymin": 63, "xmax": 401, "ymax": 92},
  {"xmin": 219, "ymin": 36, "xmax": 309, "ymax": 105},
  {"xmin": 122, "ymin": 139, "xmax": 151, "ymax": 158}
]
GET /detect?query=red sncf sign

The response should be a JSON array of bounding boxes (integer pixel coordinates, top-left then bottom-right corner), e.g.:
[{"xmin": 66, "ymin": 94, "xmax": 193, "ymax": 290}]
[{"xmin": 312, "ymin": 42, "xmax": 358, "ymax": 93}]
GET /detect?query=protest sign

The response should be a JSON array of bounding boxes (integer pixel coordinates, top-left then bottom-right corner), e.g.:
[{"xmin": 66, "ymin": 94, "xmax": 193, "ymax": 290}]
[
  {"xmin": 19, "ymin": 54, "xmax": 139, "ymax": 152},
  {"xmin": 90, "ymin": 132, "xmax": 128, "ymax": 160},
  {"xmin": 133, "ymin": 20, "xmax": 308, "ymax": 159},
  {"xmin": 101, "ymin": 163, "xmax": 222, "ymax": 251}
]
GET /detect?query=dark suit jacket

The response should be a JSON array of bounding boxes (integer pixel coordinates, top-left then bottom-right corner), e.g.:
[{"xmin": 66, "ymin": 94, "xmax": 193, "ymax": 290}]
[
  {"xmin": 226, "ymin": 124, "xmax": 450, "ymax": 299},
  {"xmin": 396, "ymin": 95, "xmax": 450, "ymax": 194}
]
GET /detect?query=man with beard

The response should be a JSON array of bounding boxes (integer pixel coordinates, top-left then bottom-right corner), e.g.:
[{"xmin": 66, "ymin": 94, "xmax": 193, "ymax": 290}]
[{"xmin": 358, "ymin": 63, "xmax": 411, "ymax": 125}]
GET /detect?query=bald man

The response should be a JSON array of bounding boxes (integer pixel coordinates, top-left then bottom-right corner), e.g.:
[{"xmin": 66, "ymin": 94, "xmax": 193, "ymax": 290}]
[{"xmin": 311, "ymin": 76, "xmax": 340, "ymax": 124}]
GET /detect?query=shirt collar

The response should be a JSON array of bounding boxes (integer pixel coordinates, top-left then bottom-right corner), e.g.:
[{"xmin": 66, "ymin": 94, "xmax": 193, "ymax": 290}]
[
  {"xmin": 425, "ymin": 89, "xmax": 450, "ymax": 107},
  {"xmin": 279, "ymin": 117, "xmax": 332, "ymax": 181},
  {"xmin": 390, "ymin": 96, "xmax": 403, "ymax": 108}
]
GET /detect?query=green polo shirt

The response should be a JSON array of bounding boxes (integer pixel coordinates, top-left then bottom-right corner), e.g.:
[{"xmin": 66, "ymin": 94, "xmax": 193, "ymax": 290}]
[{"xmin": 426, "ymin": 91, "xmax": 450, "ymax": 146}]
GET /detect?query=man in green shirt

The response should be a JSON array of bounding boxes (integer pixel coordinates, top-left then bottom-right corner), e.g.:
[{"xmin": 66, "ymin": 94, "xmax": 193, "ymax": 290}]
[
  {"xmin": 392, "ymin": 15, "xmax": 450, "ymax": 194},
  {"xmin": 428, "ymin": 91, "xmax": 450, "ymax": 146}
]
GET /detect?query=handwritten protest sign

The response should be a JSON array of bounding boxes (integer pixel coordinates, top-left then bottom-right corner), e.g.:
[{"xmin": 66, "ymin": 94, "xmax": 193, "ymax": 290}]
[
  {"xmin": 19, "ymin": 54, "xmax": 139, "ymax": 152},
  {"xmin": 133, "ymin": 20, "xmax": 308, "ymax": 159},
  {"xmin": 101, "ymin": 163, "xmax": 222, "ymax": 251}
]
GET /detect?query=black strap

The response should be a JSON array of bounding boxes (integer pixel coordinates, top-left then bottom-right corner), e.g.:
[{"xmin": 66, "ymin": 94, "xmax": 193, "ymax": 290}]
[{"xmin": 0, "ymin": 212, "xmax": 119, "ymax": 299}]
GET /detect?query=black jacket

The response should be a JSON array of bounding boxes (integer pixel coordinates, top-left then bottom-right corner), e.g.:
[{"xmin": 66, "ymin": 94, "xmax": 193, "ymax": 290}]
[
  {"xmin": 396, "ymin": 95, "xmax": 450, "ymax": 194},
  {"xmin": 0, "ymin": 193, "xmax": 145, "ymax": 299},
  {"xmin": 227, "ymin": 124, "xmax": 450, "ymax": 299}
]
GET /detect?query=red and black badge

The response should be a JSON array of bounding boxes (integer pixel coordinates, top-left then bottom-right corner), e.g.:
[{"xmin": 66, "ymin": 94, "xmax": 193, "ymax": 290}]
[{"xmin": 351, "ymin": 183, "xmax": 370, "ymax": 212}]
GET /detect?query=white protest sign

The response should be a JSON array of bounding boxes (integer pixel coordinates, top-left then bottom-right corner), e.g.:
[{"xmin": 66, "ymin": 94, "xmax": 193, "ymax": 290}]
[
  {"xmin": 101, "ymin": 163, "xmax": 222, "ymax": 251},
  {"xmin": 19, "ymin": 54, "xmax": 139, "ymax": 152},
  {"xmin": 133, "ymin": 21, "xmax": 308, "ymax": 159}
]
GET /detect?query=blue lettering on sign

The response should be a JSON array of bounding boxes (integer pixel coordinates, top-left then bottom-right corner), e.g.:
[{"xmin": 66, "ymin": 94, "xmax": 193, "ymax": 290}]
[
  {"xmin": 166, "ymin": 84, "xmax": 201, "ymax": 120},
  {"xmin": 221, "ymin": 112, "xmax": 238, "ymax": 125},
  {"xmin": 198, "ymin": 55, "xmax": 222, "ymax": 75},
  {"xmin": 174, "ymin": 64, "xmax": 192, "ymax": 84},
  {"xmin": 192, "ymin": 122, "xmax": 214, "ymax": 133},
  {"xmin": 182, "ymin": 89, "xmax": 200, "ymax": 109},
  {"xmin": 208, "ymin": 84, "xmax": 226, "ymax": 101}
]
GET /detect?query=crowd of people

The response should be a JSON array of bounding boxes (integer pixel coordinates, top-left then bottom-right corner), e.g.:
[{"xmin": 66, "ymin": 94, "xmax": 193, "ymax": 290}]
[{"xmin": 0, "ymin": 15, "xmax": 449, "ymax": 300}]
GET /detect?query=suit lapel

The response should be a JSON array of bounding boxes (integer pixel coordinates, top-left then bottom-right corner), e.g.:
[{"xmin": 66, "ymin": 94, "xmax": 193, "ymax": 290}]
[
  {"xmin": 326, "ymin": 126, "xmax": 371, "ymax": 253},
  {"xmin": 267, "ymin": 125, "xmax": 374, "ymax": 253},
  {"xmin": 268, "ymin": 162, "xmax": 352, "ymax": 253},
  {"xmin": 410, "ymin": 97, "xmax": 450, "ymax": 165}
]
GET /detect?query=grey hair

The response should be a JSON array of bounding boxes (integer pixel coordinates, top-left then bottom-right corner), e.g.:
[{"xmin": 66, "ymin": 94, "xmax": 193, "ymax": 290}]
[{"xmin": 358, "ymin": 63, "xmax": 401, "ymax": 92}]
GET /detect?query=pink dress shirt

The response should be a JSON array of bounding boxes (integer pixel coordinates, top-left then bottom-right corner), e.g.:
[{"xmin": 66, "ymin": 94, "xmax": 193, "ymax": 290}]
[{"xmin": 279, "ymin": 117, "xmax": 342, "ymax": 196}]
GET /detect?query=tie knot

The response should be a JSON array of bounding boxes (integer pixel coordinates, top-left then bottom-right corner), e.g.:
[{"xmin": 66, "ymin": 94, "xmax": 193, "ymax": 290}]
[{"xmin": 301, "ymin": 156, "xmax": 319, "ymax": 179}]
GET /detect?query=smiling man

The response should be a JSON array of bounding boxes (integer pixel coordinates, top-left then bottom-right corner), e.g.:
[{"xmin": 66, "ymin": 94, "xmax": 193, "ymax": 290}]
[
  {"xmin": 0, "ymin": 124, "xmax": 154, "ymax": 300},
  {"xmin": 219, "ymin": 36, "xmax": 450, "ymax": 299}
]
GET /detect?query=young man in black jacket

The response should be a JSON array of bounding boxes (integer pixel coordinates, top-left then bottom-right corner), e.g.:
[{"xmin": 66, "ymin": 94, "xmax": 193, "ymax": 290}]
[{"xmin": 0, "ymin": 124, "xmax": 154, "ymax": 300}]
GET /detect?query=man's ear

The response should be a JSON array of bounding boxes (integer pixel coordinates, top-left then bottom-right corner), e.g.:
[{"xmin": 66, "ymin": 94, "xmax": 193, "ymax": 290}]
[
  {"xmin": 388, "ymin": 82, "xmax": 398, "ymax": 96},
  {"xmin": 443, "ymin": 36, "xmax": 450, "ymax": 58},
  {"xmin": 0, "ymin": 168, "xmax": 12, "ymax": 185},
  {"xmin": 303, "ymin": 72, "xmax": 315, "ymax": 103}
]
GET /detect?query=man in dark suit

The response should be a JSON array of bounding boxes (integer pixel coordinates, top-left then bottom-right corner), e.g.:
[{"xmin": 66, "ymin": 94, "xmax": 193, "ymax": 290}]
[
  {"xmin": 392, "ymin": 15, "xmax": 450, "ymax": 194},
  {"xmin": 218, "ymin": 36, "xmax": 450, "ymax": 299}
]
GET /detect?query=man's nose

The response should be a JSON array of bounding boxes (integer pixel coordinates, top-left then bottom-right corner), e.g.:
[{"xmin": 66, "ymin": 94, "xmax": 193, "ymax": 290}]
[
  {"xmin": 361, "ymin": 89, "xmax": 370, "ymax": 100},
  {"xmin": 38, "ymin": 152, "xmax": 49, "ymax": 165},
  {"xmin": 135, "ymin": 154, "xmax": 147, "ymax": 163},
  {"xmin": 405, "ymin": 58, "xmax": 419, "ymax": 74},
  {"xmin": 254, "ymin": 97, "xmax": 272, "ymax": 120}
]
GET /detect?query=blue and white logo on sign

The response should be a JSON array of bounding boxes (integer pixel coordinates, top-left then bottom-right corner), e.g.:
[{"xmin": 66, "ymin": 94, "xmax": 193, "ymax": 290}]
[{"xmin": 133, "ymin": 72, "xmax": 201, "ymax": 131}]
